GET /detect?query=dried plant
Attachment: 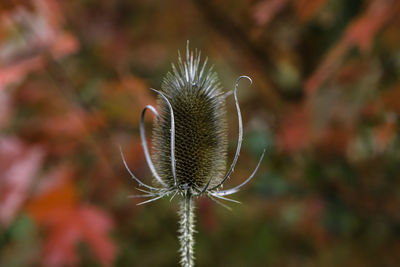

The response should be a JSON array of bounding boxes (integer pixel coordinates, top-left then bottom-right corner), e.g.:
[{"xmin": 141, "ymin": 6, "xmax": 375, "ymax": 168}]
[{"xmin": 120, "ymin": 43, "xmax": 265, "ymax": 267}]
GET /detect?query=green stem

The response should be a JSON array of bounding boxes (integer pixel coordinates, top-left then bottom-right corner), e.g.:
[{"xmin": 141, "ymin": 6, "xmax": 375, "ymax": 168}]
[{"xmin": 178, "ymin": 192, "xmax": 195, "ymax": 267}]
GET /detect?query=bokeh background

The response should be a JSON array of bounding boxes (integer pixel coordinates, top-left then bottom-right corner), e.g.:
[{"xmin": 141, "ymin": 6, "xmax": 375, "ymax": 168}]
[{"xmin": 1, "ymin": 0, "xmax": 400, "ymax": 266}]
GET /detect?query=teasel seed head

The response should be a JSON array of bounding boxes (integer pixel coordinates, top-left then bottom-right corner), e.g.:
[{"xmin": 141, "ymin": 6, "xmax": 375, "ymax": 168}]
[
  {"xmin": 120, "ymin": 42, "xmax": 266, "ymax": 267},
  {"xmin": 152, "ymin": 46, "xmax": 228, "ymax": 191},
  {"xmin": 120, "ymin": 42, "xmax": 266, "ymax": 200}
]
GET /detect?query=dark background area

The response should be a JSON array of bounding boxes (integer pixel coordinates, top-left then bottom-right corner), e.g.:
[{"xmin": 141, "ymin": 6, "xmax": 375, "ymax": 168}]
[{"xmin": 1, "ymin": 0, "xmax": 400, "ymax": 266}]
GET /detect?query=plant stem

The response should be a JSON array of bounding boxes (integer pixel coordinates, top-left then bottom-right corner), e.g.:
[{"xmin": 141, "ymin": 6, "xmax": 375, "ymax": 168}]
[{"xmin": 178, "ymin": 192, "xmax": 195, "ymax": 267}]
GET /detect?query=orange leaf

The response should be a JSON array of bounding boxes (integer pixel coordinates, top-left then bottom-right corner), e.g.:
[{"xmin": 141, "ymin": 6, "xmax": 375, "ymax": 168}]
[
  {"xmin": 293, "ymin": 0, "xmax": 327, "ymax": 22},
  {"xmin": 27, "ymin": 166, "xmax": 116, "ymax": 267},
  {"xmin": 26, "ymin": 167, "xmax": 77, "ymax": 225},
  {"xmin": 374, "ymin": 119, "xmax": 396, "ymax": 153},
  {"xmin": 382, "ymin": 83, "xmax": 400, "ymax": 114}
]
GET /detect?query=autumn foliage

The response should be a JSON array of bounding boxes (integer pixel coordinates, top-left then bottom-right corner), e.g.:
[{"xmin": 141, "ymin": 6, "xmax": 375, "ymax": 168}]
[{"xmin": 1, "ymin": 0, "xmax": 400, "ymax": 266}]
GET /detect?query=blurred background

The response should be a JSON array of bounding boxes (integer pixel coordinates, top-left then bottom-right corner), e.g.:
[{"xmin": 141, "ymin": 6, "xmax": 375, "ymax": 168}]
[{"xmin": 1, "ymin": 0, "xmax": 400, "ymax": 266}]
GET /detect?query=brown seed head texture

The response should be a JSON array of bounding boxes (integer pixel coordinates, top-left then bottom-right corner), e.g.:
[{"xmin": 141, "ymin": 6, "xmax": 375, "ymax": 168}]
[{"xmin": 152, "ymin": 48, "xmax": 228, "ymax": 189}]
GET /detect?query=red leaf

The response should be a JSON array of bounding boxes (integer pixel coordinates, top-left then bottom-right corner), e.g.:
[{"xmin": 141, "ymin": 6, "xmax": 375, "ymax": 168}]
[
  {"xmin": 0, "ymin": 57, "xmax": 44, "ymax": 89},
  {"xmin": 252, "ymin": 0, "xmax": 289, "ymax": 26},
  {"xmin": 77, "ymin": 205, "xmax": 115, "ymax": 266},
  {"xmin": 42, "ymin": 110, "xmax": 94, "ymax": 139},
  {"xmin": 0, "ymin": 137, "xmax": 44, "ymax": 226},
  {"xmin": 305, "ymin": 0, "xmax": 400, "ymax": 96},
  {"xmin": 0, "ymin": 0, "xmax": 79, "ymax": 90},
  {"xmin": 277, "ymin": 104, "xmax": 311, "ymax": 152},
  {"xmin": 41, "ymin": 205, "xmax": 115, "ymax": 267}
]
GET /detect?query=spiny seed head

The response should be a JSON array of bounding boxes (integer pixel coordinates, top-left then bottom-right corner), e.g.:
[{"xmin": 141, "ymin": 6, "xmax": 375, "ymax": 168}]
[
  {"xmin": 152, "ymin": 45, "xmax": 228, "ymax": 190},
  {"xmin": 121, "ymin": 42, "xmax": 263, "ymax": 203}
]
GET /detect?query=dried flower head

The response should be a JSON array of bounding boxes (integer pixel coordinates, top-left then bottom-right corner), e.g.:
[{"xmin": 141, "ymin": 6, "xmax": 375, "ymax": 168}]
[{"xmin": 120, "ymin": 43, "xmax": 265, "ymax": 267}]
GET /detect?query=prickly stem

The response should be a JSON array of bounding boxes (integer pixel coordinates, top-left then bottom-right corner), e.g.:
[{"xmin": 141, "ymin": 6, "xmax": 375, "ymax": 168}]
[{"xmin": 178, "ymin": 192, "xmax": 195, "ymax": 267}]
